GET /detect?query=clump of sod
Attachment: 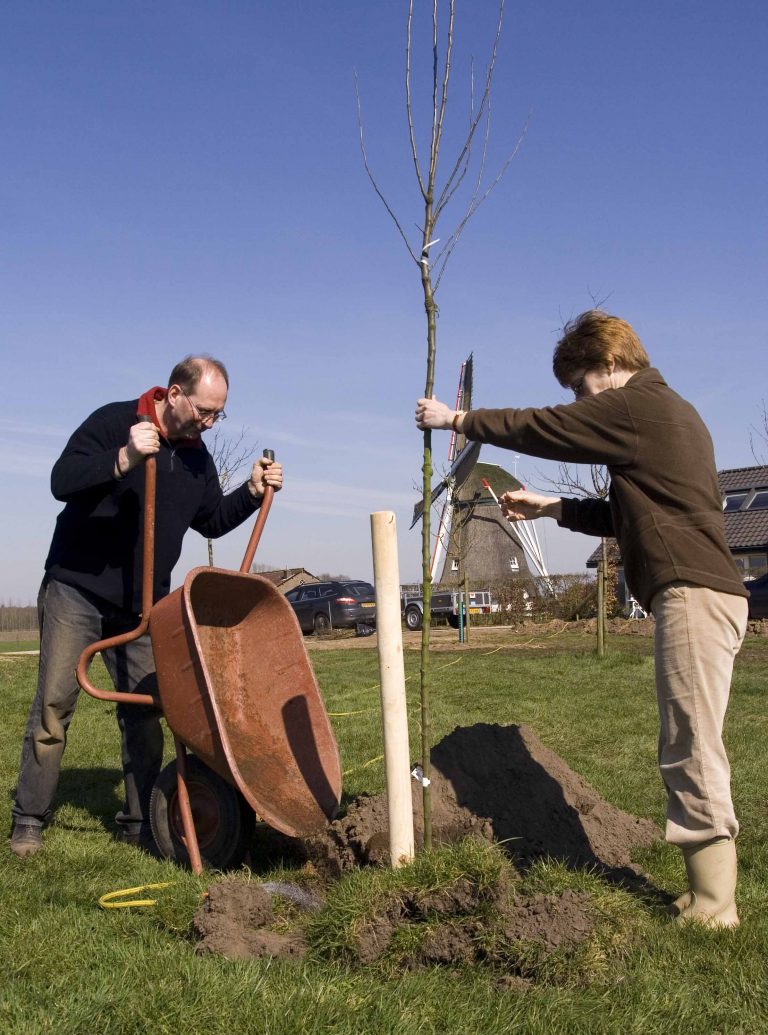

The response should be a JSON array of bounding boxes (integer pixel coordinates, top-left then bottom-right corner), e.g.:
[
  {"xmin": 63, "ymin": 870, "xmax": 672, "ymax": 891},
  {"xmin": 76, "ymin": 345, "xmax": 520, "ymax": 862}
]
[{"xmin": 306, "ymin": 837, "xmax": 652, "ymax": 984}]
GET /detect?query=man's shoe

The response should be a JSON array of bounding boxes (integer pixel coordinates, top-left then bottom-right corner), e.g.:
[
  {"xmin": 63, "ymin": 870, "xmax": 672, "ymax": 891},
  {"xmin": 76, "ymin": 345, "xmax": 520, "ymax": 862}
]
[{"xmin": 10, "ymin": 824, "xmax": 43, "ymax": 858}]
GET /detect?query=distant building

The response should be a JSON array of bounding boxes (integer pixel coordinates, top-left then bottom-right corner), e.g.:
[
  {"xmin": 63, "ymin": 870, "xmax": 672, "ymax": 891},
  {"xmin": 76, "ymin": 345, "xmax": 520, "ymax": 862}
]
[
  {"xmin": 719, "ymin": 465, "xmax": 768, "ymax": 578},
  {"xmin": 437, "ymin": 461, "xmax": 532, "ymax": 586},
  {"xmin": 254, "ymin": 567, "xmax": 318, "ymax": 594}
]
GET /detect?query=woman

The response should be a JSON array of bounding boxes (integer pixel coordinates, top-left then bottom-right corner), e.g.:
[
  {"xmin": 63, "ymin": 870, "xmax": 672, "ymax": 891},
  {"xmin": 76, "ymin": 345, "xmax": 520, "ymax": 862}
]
[{"xmin": 415, "ymin": 309, "xmax": 748, "ymax": 927}]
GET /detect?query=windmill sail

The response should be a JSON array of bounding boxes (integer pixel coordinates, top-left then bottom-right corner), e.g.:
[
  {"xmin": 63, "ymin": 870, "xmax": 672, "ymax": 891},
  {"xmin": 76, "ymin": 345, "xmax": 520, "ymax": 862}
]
[
  {"xmin": 500, "ymin": 520, "xmax": 553, "ymax": 591},
  {"xmin": 448, "ymin": 352, "xmax": 472, "ymax": 462},
  {"xmin": 430, "ymin": 355, "xmax": 474, "ymax": 579},
  {"xmin": 409, "ymin": 440, "xmax": 481, "ymax": 529},
  {"xmin": 427, "ymin": 441, "xmax": 481, "ymax": 576}
]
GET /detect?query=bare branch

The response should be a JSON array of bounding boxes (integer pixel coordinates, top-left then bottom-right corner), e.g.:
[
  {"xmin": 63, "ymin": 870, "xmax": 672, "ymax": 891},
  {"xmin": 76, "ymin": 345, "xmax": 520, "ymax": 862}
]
[
  {"xmin": 750, "ymin": 400, "xmax": 768, "ymax": 464},
  {"xmin": 433, "ymin": 112, "xmax": 529, "ymax": 290},
  {"xmin": 532, "ymin": 461, "xmax": 610, "ymax": 501},
  {"xmin": 590, "ymin": 464, "xmax": 610, "ymax": 497},
  {"xmin": 206, "ymin": 425, "xmax": 259, "ymax": 566},
  {"xmin": 433, "ymin": 0, "xmax": 503, "ymax": 215},
  {"xmin": 355, "ymin": 70, "xmax": 420, "ymax": 264},
  {"xmin": 431, "ymin": 56, "xmax": 476, "ymax": 224},
  {"xmin": 406, "ymin": 1, "xmax": 427, "ymax": 197},
  {"xmin": 429, "ymin": 0, "xmax": 454, "ymax": 189},
  {"xmin": 430, "ymin": 0, "xmax": 438, "ymax": 173},
  {"xmin": 432, "ymin": 76, "xmax": 491, "ymax": 263},
  {"xmin": 587, "ymin": 287, "xmax": 615, "ymax": 310},
  {"xmin": 209, "ymin": 426, "xmax": 258, "ymax": 491}
]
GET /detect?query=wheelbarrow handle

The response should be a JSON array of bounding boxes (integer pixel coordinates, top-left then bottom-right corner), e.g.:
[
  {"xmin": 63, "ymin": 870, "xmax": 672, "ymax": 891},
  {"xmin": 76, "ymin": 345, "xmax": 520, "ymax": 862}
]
[
  {"xmin": 240, "ymin": 448, "xmax": 276, "ymax": 574},
  {"xmin": 75, "ymin": 417, "xmax": 159, "ymax": 706}
]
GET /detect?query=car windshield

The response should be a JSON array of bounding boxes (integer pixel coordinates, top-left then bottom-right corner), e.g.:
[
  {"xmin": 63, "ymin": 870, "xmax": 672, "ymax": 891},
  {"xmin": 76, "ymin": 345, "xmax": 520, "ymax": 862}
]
[{"xmin": 341, "ymin": 582, "xmax": 375, "ymax": 597}]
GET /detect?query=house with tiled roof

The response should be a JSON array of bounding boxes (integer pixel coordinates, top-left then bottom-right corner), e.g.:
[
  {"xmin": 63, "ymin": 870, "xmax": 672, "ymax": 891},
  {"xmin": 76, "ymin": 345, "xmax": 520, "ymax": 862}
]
[
  {"xmin": 585, "ymin": 465, "xmax": 768, "ymax": 598},
  {"xmin": 253, "ymin": 567, "xmax": 318, "ymax": 593},
  {"xmin": 718, "ymin": 466, "xmax": 768, "ymax": 577}
]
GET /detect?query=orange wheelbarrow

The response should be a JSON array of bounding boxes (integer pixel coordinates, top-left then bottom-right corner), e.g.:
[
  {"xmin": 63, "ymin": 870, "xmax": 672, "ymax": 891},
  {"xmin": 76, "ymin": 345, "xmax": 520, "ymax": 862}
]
[{"xmin": 76, "ymin": 448, "xmax": 342, "ymax": 873}]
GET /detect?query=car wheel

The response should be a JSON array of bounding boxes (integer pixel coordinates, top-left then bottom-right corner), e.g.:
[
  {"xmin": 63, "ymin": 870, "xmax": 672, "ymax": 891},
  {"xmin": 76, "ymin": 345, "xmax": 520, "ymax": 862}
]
[
  {"xmin": 313, "ymin": 612, "xmax": 331, "ymax": 635},
  {"xmin": 149, "ymin": 756, "xmax": 255, "ymax": 870},
  {"xmin": 447, "ymin": 614, "xmax": 460, "ymax": 629},
  {"xmin": 404, "ymin": 606, "xmax": 422, "ymax": 631}
]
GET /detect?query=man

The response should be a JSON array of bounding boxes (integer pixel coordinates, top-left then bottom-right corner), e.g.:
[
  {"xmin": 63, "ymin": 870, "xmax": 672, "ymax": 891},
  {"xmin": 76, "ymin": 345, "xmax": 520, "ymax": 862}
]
[
  {"xmin": 11, "ymin": 355, "xmax": 282, "ymax": 858},
  {"xmin": 416, "ymin": 310, "xmax": 748, "ymax": 927}
]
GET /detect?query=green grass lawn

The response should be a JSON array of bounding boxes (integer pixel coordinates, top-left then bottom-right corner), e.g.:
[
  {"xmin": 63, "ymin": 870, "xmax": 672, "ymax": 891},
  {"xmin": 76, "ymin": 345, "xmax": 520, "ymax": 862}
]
[
  {"xmin": 0, "ymin": 640, "xmax": 39, "ymax": 653},
  {"xmin": 1, "ymin": 633, "xmax": 767, "ymax": 1034}
]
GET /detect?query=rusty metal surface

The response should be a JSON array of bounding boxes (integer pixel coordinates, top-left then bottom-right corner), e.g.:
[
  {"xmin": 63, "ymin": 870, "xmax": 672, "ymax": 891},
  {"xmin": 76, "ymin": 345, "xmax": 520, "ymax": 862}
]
[
  {"xmin": 150, "ymin": 568, "xmax": 342, "ymax": 837},
  {"xmin": 76, "ymin": 450, "xmax": 158, "ymax": 707}
]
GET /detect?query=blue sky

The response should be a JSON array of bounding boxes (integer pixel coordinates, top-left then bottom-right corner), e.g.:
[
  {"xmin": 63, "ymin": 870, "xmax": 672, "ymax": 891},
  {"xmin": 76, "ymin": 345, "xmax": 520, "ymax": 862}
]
[{"xmin": 2, "ymin": 1, "xmax": 766, "ymax": 602}]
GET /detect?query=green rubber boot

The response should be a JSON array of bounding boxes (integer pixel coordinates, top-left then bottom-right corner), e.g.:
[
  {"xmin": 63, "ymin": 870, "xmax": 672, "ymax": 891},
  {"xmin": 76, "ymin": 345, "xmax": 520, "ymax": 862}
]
[
  {"xmin": 670, "ymin": 847, "xmax": 695, "ymax": 916},
  {"xmin": 671, "ymin": 837, "xmax": 739, "ymax": 929}
]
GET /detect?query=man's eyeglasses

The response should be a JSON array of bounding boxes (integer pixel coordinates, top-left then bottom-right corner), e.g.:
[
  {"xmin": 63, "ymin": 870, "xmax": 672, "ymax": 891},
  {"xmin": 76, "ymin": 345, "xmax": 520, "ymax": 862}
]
[{"xmin": 178, "ymin": 387, "xmax": 227, "ymax": 424}]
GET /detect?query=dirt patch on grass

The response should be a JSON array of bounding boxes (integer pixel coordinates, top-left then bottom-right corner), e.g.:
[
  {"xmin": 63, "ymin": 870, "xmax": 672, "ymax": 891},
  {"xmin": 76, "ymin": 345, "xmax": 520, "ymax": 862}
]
[
  {"xmin": 342, "ymin": 874, "xmax": 596, "ymax": 972},
  {"xmin": 194, "ymin": 722, "xmax": 660, "ymax": 967},
  {"xmin": 307, "ymin": 722, "xmax": 660, "ymax": 881},
  {"xmin": 193, "ymin": 855, "xmax": 599, "ymax": 974},
  {"xmin": 194, "ymin": 882, "xmax": 308, "ymax": 960}
]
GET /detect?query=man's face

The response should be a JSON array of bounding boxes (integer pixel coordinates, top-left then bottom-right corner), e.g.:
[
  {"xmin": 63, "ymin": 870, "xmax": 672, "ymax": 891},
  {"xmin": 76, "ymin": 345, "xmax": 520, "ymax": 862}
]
[{"xmin": 164, "ymin": 372, "xmax": 228, "ymax": 440}]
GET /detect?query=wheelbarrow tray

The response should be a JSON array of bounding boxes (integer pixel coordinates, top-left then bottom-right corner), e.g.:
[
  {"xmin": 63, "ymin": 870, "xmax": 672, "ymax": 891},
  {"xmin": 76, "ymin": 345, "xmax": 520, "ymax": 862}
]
[{"xmin": 149, "ymin": 568, "xmax": 342, "ymax": 837}]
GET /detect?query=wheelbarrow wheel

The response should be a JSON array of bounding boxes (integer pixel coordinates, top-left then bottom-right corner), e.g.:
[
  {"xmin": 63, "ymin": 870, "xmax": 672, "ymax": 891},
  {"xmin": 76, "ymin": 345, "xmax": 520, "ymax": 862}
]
[{"xmin": 150, "ymin": 756, "xmax": 255, "ymax": 870}]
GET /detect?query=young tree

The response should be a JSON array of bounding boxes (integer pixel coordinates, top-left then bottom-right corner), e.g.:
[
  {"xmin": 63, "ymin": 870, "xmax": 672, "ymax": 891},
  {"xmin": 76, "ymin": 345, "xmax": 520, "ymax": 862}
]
[
  {"xmin": 534, "ymin": 461, "xmax": 618, "ymax": 655},
  {"xmin": 358, "ymin": 0, "xmax": 524, "ymax": 845},
  {"xmin": 207, "ymin": 426, "xmax": 258, "ymax": 566}
]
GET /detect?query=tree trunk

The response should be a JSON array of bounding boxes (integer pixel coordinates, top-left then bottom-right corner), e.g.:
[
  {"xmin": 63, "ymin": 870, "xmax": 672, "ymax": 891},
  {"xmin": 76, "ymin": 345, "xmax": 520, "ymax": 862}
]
[
  {"xmin": 596, "ymin": 537, "xmax": 608, "ymax": 657},
  {"xmin": 419, "ymin": 226, "xmax": 437, "ymax": 850},
  {"xmin": 463, "ymin": 569, "xmax": 470, "ymax": 643}
]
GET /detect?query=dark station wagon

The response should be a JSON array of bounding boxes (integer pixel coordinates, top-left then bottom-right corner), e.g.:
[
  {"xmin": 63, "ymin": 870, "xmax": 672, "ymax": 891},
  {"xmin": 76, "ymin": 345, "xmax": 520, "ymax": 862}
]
[{"xmin": 284, "ymin": 580, "xmax": 377, "ymax": 635}]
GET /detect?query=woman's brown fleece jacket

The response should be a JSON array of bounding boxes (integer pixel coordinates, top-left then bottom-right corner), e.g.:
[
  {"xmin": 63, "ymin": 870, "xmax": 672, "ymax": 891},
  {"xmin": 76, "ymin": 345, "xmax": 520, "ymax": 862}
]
[{"xmin": 462, "ymin": 367, "xmax": 747, "ymax": 612}]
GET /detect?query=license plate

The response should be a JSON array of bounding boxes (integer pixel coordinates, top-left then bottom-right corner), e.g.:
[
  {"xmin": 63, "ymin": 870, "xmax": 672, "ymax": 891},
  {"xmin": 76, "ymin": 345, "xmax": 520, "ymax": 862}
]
[
  {"xmin": 362, "ymin": 602, "xmax": 375, "ymax": 608},
  {"xmin": 468, "ymin": 607, "xmax": 481, "ymax": 614}
]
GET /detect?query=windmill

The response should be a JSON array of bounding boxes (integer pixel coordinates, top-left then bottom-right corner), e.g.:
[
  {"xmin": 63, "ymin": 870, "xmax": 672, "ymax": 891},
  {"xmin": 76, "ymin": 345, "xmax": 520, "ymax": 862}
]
[
  {"xmin": 411, "ymin": 356, "xmax": 553, "ymax": 593},
  {"xmin": 480, "ymin": 478, "xmax": 553, "ymax": 593}
]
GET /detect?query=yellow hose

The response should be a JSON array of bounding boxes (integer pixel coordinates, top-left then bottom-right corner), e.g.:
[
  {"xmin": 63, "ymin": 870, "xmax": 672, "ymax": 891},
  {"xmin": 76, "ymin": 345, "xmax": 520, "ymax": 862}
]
[{"xmin": 98, "ymin": 882, "xmax": 173, "ymax": 909}]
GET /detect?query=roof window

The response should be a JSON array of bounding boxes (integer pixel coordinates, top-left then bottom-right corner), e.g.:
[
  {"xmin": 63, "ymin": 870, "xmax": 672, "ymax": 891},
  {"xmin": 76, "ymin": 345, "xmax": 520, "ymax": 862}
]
[
  {"xmin": 723, "ymin": 493, "xmax": 748, "ymax": 512},
  {"xmin": 746, "ymin": 490, "xmax": 768, "ymax": 510}
]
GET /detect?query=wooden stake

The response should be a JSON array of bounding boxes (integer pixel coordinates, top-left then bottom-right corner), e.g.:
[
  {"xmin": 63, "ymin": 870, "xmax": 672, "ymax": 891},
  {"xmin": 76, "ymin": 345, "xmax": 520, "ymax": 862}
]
[{"xmin": 371, "ymin": 511, "xmax": 415, "ymax": 866}]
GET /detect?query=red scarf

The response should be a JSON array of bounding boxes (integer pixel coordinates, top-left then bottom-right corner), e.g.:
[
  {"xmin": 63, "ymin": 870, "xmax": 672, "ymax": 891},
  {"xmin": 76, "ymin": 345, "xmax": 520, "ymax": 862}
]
[{"xmin": 136, "ymin": 386, "xmax": 202, "ymax": 449}]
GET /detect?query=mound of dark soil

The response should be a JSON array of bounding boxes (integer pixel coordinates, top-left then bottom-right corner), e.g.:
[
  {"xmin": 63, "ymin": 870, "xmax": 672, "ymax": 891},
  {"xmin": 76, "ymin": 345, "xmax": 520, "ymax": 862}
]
[{"xmin": 307, "ymin": 723, "xmax": 661, "ymax": 880}]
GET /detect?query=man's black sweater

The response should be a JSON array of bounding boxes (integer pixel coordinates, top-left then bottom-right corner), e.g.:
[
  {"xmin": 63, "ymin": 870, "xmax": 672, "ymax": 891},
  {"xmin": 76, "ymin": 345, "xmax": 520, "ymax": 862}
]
[{"xmin": 45, "ymin": 399, "xmax": 260, "ymax": 614}]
